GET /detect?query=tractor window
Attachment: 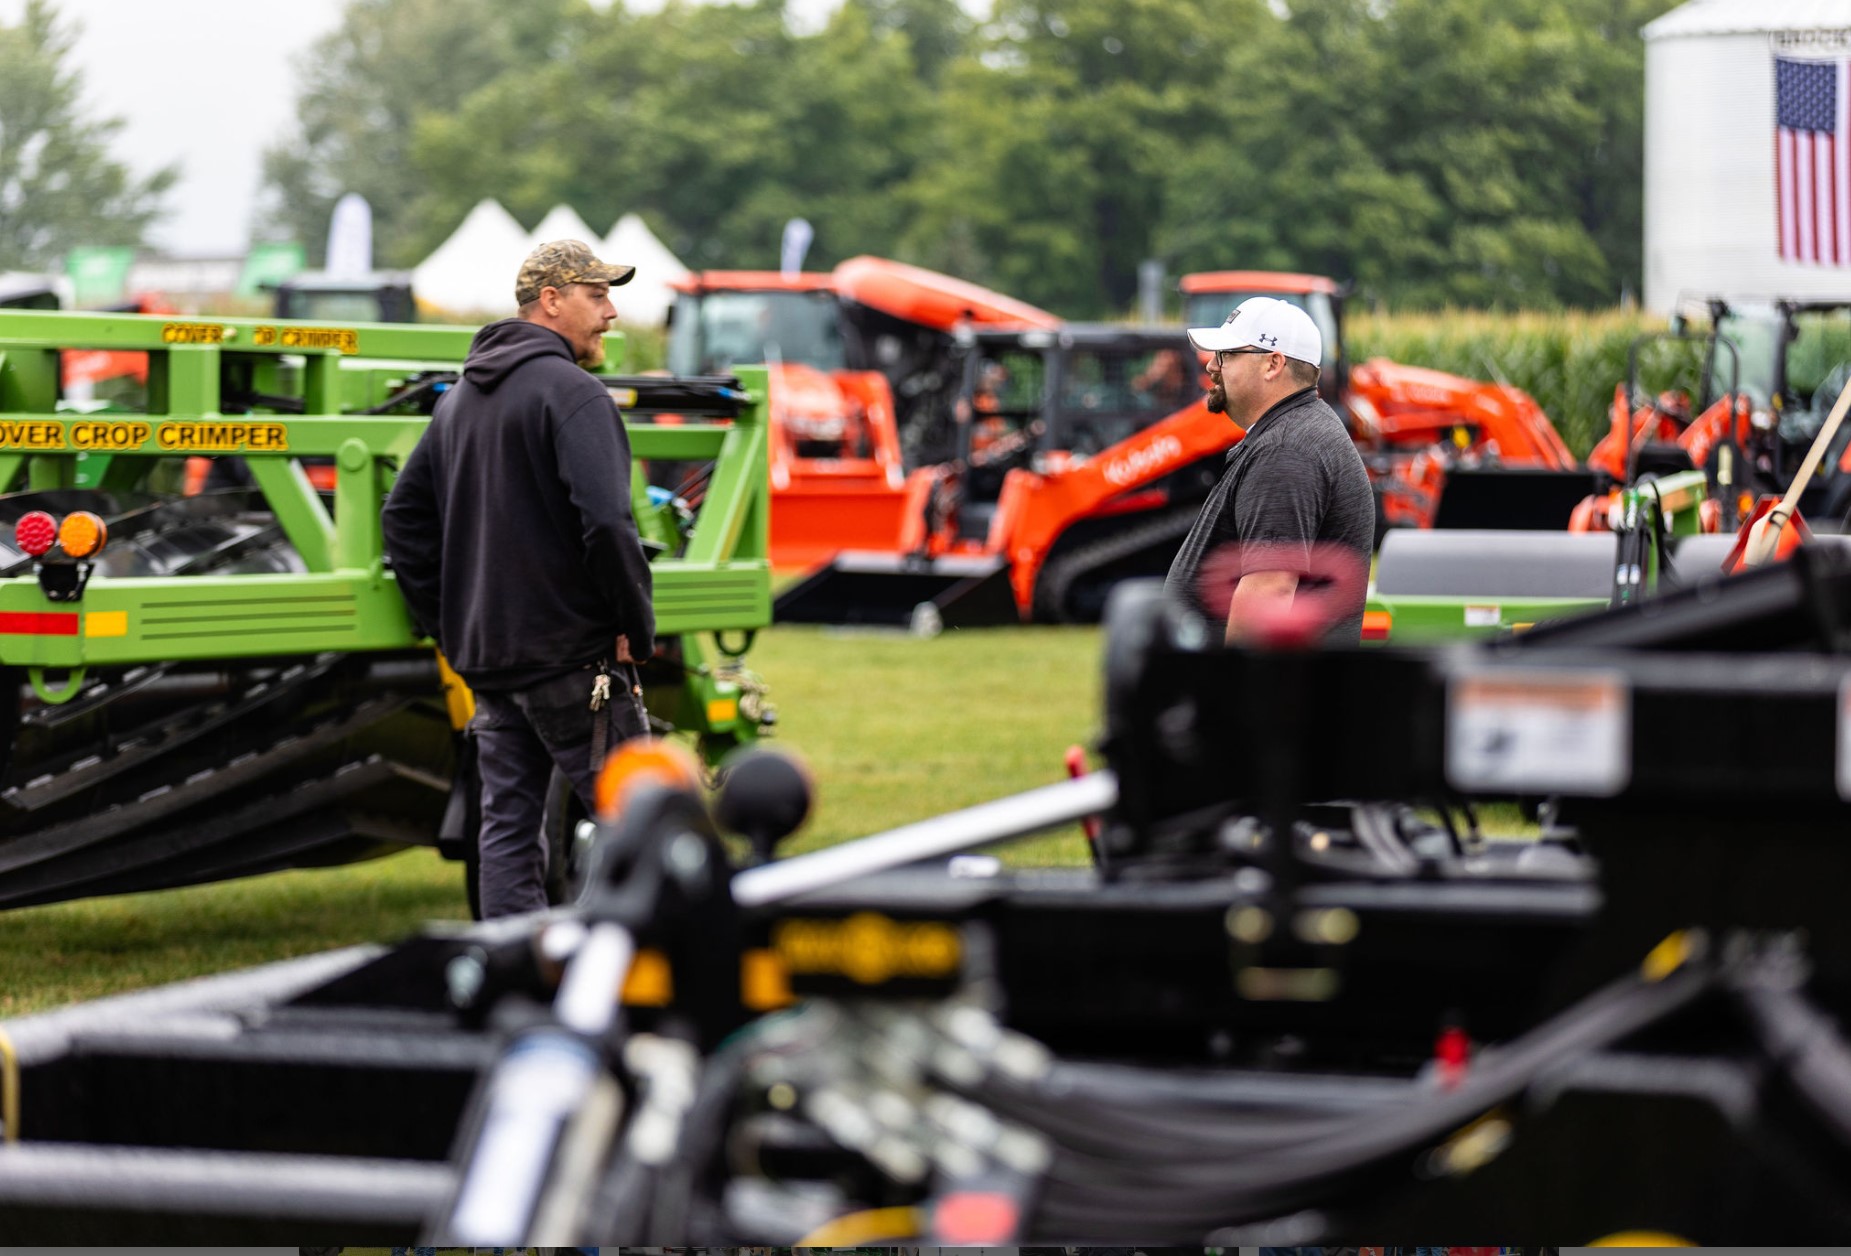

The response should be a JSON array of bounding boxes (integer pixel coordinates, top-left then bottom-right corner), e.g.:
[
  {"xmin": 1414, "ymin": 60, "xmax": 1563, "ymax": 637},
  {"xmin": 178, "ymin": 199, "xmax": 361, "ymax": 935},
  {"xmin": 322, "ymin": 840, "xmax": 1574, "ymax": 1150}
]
[
  {"xmin": 665, "ymin": 289, "xmax": 844, "ymax": 376},
  {"xmin": 1053, "ymin": 344, "xmax": 1199, "ymax": 454},
  {"xmin": 281, "ymin": 290, "xmax": 390, "ymax": 323},
  {"xmin": 1787, "ymin": 309, "xmax": 1851, "ymax": 408},
  {"xmin": 972, "ymin": 350, "xmax": 1043, "ymax": 408},
  {"xmin": 965, "ymin": 348, "xmax": 1044, "ymax": 468},
  {"xmin": 1711, "ymin": 306, "xmax": 1780, "ymax": 409}
]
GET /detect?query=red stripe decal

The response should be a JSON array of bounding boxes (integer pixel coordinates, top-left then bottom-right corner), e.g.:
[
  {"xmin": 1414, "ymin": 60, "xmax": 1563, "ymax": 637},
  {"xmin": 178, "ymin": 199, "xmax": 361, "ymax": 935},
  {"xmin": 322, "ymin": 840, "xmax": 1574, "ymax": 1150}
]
[
  {"xmin": 0, "ymin": 612, "xmax": 80, "ymax": 636},
  {"xmin": 1833, "ymin": 133, "xmax": 1842, "ymax": 264}
]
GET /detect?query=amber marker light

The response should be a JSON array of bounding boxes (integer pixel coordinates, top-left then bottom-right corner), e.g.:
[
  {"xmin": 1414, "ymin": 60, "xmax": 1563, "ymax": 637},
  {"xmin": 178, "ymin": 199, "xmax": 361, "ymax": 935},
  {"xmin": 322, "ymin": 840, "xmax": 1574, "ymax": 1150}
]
[
  {"xmin": 594, "ymin": 736, "xmax": 703, "ymax": 818},
  {"xmin": 13, "ymin": 511, "xmax": 56, "ymax": 557},
  {"xmin": 57, "ymin": 511, "xmax": 107, "ymax": 560}
]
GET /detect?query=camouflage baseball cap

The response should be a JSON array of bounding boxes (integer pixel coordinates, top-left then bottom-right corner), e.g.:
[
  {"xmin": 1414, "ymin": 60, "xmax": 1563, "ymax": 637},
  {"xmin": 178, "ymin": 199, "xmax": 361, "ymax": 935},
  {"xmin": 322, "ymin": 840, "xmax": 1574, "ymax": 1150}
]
[{"xmin": 514, "ymin": 239, "xmax": 636, "ymax": 305}]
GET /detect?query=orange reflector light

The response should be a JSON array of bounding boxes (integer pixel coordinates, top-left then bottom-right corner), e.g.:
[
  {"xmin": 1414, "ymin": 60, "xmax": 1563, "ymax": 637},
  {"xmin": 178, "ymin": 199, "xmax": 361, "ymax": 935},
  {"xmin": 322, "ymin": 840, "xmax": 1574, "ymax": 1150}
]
[
  {"xmin": 594, "ymin": 736, "xmax": 703, "ymax": 818},
  {"xmin": 57, "ymin": 511, "xmax": 106, "ymax": 559},
  {"xmin": 1361, "ymin": 609, "xmax": 1393, "ymax": 641},
  {"xmin": 13, "ymin": 511, "xmax": 56, "ymax": 557}
]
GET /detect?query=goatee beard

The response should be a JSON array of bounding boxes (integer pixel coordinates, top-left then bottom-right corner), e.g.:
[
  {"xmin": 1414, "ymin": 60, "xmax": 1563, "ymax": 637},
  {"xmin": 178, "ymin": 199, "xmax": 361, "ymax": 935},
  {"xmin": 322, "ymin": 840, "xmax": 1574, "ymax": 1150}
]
[{"xmin": 1205, "ymin": 383, "xmax": 1227, "ymax": 414}]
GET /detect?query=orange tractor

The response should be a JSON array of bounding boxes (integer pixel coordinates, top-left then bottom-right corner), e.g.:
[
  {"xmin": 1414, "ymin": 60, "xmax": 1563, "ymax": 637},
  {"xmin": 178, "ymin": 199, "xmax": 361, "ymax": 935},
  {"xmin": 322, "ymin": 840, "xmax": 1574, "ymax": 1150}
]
[
  {"xmin": 772, "ymin": 271, "xmax": 1597, "ymax": 630},
  {"xmin": 663, "ymin": 257, "xmax": 1059, "ymax": 568},
  {"xmin": 1574, "ymin": 297, "xmax": 1851, "ymax": 537},
  {"xmin": 1179, "ymin": 271, "xmax": 1591, "ymax": 532}
]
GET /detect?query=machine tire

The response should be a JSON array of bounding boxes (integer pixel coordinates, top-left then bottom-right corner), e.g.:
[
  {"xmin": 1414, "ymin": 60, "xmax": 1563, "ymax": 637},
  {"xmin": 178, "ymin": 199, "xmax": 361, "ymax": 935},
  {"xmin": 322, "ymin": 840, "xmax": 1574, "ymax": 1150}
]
[
  {"xmin": 1032, "ymin": 508, "xmax": 1198, "ymax": 623},
  {"xmin": 463, "ymin": 836, "xmax": 482, "ymax": 921},
  {"xmin": 542, "ymin": 765, "xmax": 589, "ymax": 907}
]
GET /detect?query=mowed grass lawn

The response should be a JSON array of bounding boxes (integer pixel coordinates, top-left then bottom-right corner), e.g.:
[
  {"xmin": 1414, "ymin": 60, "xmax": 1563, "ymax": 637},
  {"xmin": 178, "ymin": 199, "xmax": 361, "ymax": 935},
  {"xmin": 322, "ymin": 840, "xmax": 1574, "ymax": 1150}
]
[{"xmin": 0, "ymin": 624, "xmax": 1104, "ymax": 1016}]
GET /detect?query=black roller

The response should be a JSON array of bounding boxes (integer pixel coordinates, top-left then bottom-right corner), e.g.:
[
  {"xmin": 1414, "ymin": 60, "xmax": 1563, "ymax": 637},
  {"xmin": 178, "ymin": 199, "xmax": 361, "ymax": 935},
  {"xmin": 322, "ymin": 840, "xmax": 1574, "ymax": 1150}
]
[
  {"xmin": 1374, "ymin": 528, "xmax": 1619, "ymax": 599},
  {"xmin": 714, "ymin": 747, "xmax": 812, "ymax": 864}
]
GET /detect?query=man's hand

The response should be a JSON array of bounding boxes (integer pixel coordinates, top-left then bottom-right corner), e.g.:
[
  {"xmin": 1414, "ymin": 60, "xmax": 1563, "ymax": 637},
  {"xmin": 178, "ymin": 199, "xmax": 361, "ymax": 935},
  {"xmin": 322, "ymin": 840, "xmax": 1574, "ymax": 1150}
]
[
  {"xmin": 1226, "ymin": 569, "xmax": 1300, "ymax": 644},
  {"xmin": 614, "ymin": 634, "xmax": 638, "ymax": 664}
]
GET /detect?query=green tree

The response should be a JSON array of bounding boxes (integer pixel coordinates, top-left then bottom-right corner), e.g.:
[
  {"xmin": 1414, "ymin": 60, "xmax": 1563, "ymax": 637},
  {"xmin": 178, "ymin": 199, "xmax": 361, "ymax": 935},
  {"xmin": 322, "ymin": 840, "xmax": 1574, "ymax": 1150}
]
[
  {"xmin": 1153, "ymin": 0, "xmax": 1678, "ymax": 310},
  {"xmin": 0, "ymin": 0, "xmax": 173, "ymax": 271},
  {"xmin": 257, "ymin": 0, "xmax": 585, "ymax": 266},
  {"xmin": 409, "ymin": 0, "xmax": 930, "ymax": 271},
  {"xmin": 902, "ymin": 0, "xmax": 1238, "ymax": 316}
]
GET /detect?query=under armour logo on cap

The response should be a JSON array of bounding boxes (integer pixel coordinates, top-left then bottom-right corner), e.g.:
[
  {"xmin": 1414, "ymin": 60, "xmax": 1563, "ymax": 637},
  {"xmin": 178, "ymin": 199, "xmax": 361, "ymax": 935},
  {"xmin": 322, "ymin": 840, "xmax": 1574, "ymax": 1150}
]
[{"xmin": 1185, "ymin": 296, "xmax": 1322, "ymax": 368}]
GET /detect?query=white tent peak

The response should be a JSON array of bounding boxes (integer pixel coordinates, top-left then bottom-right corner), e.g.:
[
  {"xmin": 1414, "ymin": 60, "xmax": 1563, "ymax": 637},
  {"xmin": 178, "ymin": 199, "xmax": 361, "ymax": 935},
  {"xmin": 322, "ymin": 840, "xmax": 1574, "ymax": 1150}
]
[
  {"xmin": 529, "ymin": 204, "xmax": 603, "ymax": 250},
  {"xmin": 410, "ymin": 200, "xmax": 690, "ymax": 327},
  {"xmin": 602, "ymin": 212, "xmax": 690, "ymax": 325},
  {"xmin": 412, "ymin": 199, "xmax": 534, "ymax": 319}
]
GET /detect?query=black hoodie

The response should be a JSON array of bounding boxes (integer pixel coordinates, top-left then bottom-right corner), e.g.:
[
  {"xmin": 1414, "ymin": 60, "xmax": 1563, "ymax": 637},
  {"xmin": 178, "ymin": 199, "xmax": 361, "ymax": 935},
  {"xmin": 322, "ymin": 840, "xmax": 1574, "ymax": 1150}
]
[{"xmin": 382, "ymin": 318, "xmax": 655, "ymax": 690}]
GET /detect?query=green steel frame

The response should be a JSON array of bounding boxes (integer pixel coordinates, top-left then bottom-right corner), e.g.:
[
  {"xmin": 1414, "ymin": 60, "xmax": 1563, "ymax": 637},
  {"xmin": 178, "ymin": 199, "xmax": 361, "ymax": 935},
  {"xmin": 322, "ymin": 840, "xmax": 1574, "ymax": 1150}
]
[
  {"xmin": 0, "ymin": 309, "xmax": 772, "ymax": 748},
  {"xmin": 1366, "ymin": 468, "xmax": 1714, "ymax": 643}
]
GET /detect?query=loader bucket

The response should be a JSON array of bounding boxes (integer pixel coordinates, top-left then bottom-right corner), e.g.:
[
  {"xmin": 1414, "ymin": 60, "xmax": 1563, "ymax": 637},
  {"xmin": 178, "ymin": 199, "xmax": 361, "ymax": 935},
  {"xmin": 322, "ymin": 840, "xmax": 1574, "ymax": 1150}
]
[
  {"xmin": 773, "ymin": 551, "xmax": 1020, "ymax": 632},
  {"xmin": 1370, "ymin": 528, "xmax": 1617, "ymax": 641},
  {"xmin": 1431, "ymin": 468, "xmax": 1603, "ymax": 530}
]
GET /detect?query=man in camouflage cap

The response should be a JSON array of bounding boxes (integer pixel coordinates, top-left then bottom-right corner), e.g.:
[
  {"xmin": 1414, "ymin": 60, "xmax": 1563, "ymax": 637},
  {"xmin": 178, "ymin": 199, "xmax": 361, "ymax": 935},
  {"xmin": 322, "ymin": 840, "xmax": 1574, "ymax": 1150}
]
[
  {"xmin": 384, "ymin": 239, "xmax": 653, "ymax": 917},
  {"xmin": 513, "ymin": 239, "xmax": 636, "ymax": 368}
]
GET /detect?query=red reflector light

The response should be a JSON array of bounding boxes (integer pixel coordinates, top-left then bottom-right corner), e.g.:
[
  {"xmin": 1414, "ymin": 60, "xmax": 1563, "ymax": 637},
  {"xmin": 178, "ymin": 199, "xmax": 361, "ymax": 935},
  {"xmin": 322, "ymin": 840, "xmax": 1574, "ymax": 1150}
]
[
  {"xmin": 1361, "ymin": 609, "xmax": 1393, "ymax": 641},
  {"xmin": 1435, "ymin": 1022, "xmax": 1471, "ymax": 1088},
  {"xmin": 14, "ymin": 511, "xmax": 56, "ymax": 557},
  {"xmin": 933, "ymin": 1191, "xmax": 1019, "ymax": 1244}
]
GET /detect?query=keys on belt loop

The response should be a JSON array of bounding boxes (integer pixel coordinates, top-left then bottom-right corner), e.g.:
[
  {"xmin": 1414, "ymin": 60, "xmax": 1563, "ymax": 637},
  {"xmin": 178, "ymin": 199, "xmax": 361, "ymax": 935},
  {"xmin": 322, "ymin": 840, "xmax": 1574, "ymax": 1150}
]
[{"xmin": 590, "ymin": 670, "xmax": 612, "ymax": 711}]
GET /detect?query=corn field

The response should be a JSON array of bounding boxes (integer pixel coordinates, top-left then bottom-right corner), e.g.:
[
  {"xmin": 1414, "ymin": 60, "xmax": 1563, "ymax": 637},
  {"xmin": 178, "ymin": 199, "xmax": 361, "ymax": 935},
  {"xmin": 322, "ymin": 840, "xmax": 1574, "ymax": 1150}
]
[{"xmin": 1348, "ymin": 307, "xmax": 1706, "ymax": 459}]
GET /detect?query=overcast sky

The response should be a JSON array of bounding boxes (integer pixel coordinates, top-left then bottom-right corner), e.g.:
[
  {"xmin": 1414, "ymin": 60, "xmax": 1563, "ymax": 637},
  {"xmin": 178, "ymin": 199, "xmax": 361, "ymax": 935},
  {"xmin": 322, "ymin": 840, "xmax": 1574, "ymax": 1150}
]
[
  {"xmin": 1, "ymin": 0, "xmax": 849, "ymax": 258},
  {"xmin": 0, "ymin": 0, "xmax": 347, "ymax": 255}
]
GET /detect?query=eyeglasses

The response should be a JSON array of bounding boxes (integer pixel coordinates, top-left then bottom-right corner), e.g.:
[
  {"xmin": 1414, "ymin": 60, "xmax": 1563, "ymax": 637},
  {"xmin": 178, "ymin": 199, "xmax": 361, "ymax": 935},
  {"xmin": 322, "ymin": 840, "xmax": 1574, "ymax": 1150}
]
[{"xmin": 1212, "ymin": 348, "xmax": 1273, "ymax": 370}]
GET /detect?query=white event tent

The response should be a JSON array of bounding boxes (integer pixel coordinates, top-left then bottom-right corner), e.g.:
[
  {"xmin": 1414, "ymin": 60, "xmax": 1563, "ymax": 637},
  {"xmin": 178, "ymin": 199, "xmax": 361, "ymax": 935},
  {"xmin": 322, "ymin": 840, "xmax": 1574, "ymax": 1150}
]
[
  {"xmin": 411, "ymin": 199, "xmax": 533, "ymax": 319},
  {"xmin": 527, "ymin": 204, "xmax": 603, "ymax": 251},
  {"xmin": 602, "ymin": 213, "xmax": 690, "ymax": 326},
  {"xmin": 412, "ymin": 200, "xmax": 691, "ymax": 326}
]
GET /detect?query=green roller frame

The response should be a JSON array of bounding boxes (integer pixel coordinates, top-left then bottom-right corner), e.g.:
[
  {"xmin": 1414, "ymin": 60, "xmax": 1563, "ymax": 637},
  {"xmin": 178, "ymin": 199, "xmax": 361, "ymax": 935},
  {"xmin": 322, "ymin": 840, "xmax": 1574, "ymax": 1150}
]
[{"xmin": 0, "ymin": 308, "xmax": 772, "ymax": 750}]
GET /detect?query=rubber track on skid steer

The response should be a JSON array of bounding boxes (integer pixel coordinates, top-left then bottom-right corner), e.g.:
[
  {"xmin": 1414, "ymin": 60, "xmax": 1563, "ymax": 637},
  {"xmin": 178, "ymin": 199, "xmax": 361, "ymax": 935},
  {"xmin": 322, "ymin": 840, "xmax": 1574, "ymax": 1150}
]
[
  {"xmin": 1032, "ymin": 507, "xmax": 1199, "ymax": 623},
  {"xmin": 0, "ymin": 491, "xmax": 455, "ymax": 909}
]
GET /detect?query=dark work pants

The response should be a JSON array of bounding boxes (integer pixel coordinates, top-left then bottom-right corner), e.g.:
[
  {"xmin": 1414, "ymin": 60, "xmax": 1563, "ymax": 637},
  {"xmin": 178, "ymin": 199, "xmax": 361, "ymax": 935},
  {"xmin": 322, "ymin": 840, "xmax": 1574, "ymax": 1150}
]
[{"xmin": 470, "ymin": 666, "xmax": 647, "ymax": 918}]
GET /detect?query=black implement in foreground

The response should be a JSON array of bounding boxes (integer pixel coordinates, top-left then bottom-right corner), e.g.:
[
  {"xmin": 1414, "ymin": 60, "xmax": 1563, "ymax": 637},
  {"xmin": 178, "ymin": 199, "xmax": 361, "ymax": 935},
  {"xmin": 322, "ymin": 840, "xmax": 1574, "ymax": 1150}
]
[{"xmin": 11, "ymin": 552, "xmax": 1851, "ymax": 1241}]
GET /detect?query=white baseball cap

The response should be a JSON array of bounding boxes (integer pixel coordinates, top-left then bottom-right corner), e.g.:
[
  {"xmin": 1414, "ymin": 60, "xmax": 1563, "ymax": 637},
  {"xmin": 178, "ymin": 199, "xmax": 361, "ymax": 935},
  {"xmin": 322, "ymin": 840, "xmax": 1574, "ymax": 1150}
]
[{"xmin": 1187, "ymin": 296, "xmax": 1322, "ymax": 368}]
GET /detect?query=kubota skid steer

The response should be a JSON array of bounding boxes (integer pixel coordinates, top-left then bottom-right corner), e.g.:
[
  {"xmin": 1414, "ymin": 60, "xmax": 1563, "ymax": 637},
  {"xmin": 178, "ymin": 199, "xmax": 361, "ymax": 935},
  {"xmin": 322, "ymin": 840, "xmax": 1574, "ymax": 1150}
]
[{"xmin": 775, "ymin": 324, "xmax": 1241, "ymax": 629}]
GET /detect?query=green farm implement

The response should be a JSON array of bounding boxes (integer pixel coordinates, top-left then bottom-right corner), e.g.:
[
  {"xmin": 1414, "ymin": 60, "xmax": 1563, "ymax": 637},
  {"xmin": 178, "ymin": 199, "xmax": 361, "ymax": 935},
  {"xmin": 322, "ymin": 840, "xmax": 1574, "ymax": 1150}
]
[
  {"xmin": 0, "ymin": 308, "xmax": 773, "ymax": 910},
  {"xmin": 1366, "ymin": 467, "xmax": 1733, "ymax": 641}
]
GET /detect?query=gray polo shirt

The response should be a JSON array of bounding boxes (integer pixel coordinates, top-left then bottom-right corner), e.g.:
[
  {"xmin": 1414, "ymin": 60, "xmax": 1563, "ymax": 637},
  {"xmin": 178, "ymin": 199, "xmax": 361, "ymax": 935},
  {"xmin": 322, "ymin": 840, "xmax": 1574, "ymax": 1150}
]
[{"xmin": 1163, "ymin": 386, "xmax": 1375, "ymax": 642}]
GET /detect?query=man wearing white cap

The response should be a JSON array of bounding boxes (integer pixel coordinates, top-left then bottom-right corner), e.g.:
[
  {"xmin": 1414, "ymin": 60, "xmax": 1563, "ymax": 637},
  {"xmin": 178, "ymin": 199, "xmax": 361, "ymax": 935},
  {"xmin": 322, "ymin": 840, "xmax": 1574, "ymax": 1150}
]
[{"xmin": 1164, "ymin": 296, "xmax": 1374, "ymax": 642}]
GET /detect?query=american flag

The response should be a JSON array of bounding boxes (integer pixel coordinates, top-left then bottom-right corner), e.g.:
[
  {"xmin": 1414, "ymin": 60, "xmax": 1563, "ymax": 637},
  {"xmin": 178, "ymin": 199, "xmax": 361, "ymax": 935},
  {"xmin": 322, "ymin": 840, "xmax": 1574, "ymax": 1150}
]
[{"xmin": 1776, "ymin": 54, "xmax": 1851, "ymax": 265}]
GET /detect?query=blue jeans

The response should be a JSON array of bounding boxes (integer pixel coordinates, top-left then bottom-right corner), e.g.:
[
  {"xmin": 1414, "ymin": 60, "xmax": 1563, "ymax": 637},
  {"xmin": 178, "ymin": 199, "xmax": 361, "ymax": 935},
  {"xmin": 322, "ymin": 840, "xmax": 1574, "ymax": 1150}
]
[{"xmin": 471, "ymin": 664, "xmax": 647, "ymax": 917}]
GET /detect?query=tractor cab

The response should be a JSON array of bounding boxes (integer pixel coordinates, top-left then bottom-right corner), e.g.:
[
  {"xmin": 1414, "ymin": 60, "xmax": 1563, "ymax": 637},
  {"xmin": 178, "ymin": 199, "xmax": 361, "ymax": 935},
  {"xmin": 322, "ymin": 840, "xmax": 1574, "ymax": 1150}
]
[
  {"xmin": 666, "ymin": 274, "xmax": 846, "ymax": 377},
  {"xmin": 271, "ymin": 271, "xmax": 417, "ymax": 323},
  {"xmin": 1703, "ymin": 298, "xmax": 1851, "ymax": 521},
  {"xmin": 949, "ymin": 325, "xmax": 1206, "ymax": 542},
  {"xmin": 0, "ymin": 272, "xmax": 67, "ymax": 310}
]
